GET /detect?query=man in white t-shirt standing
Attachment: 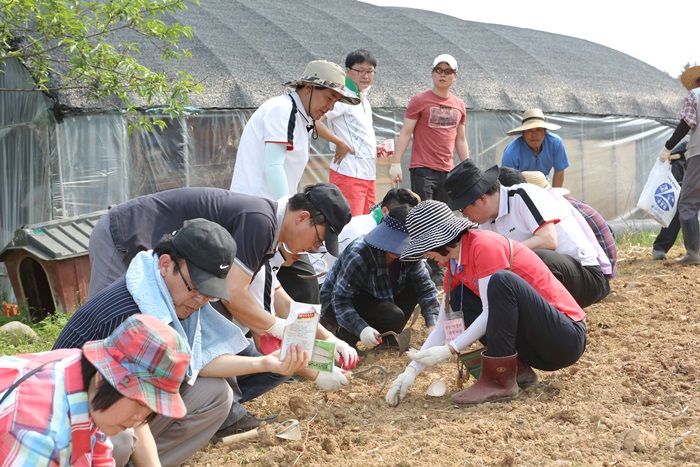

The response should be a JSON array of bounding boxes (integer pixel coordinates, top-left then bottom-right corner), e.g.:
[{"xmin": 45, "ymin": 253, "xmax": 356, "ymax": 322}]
[
  {"xmin": 317, "ymin": 49, "xmax": 379, "ymax": 216},
  {"xmin": 230, "ymin": 60, "xmax": 360, "ymax": 304}
]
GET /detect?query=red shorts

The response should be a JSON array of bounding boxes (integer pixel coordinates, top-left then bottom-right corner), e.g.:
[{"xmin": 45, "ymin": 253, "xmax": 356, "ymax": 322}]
[{"xmin": 329, "ymin": 170, "xmax": 376, "ymax": 216}]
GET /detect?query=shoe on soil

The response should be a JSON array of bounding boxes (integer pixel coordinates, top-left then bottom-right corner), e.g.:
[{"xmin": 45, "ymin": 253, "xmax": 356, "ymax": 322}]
[
  {"xmin": 675, "ymin": 252, "xmax": 700, "ymax": 265},
  {"xmin": 516, "ymin": 358, "xmax": 538, "ymax": 389},
  {"xmin": 212, "ymin": 412, "xmax": 278, "ymax": 442},
  {"xmin": 651, "ymin": 249, "xmax": 667, "ymax": 260}
]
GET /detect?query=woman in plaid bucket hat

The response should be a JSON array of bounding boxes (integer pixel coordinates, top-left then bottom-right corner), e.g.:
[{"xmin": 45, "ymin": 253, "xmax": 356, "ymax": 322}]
[
  {"xmin": 387, "ymin": 200, "xmax": 587, "ymax": 408},
  {"xmin": 0, "ymin": 314, "xmax": 190, "ymax": 466}
]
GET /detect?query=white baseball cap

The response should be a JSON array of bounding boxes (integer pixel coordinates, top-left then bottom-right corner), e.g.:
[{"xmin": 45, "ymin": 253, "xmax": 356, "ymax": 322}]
[{"xmin": 432, "ymin": 54, "xmax": 458, "ymax": 72}]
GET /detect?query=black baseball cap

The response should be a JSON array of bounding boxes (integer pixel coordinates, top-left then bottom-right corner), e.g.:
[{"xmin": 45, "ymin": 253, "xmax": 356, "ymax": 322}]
[
  {"xmin": 306, "ymin": 183, "xmax": 352, "ymax": 256},
  {"xmin": 171, "ymin": 218, "xmax": 237, "ymax": 301}
]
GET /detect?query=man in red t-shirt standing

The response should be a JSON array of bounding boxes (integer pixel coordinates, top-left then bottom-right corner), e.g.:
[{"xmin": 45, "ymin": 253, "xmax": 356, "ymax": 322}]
[{"xmin": 389, "ymin": 53, "xmax": 470, "ymax": 282}]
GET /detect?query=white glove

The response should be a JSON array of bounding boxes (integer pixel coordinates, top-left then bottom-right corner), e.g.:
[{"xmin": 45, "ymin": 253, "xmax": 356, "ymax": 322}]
[
  {"xmin": 386, "ymin": 366, "xmax": 417, "ymax": 407},
  {"xmin": 326, "ymin": 335, "xmax": 359, "ymax": 370},
  {"xmin": 389, "ymin": 163, "xmax": 403, "ymax": 183},
  {"xmin": 407, "ymin": 344, "xmax": 454, "ymax": 368},
  {"xmin": 314, "ymin": 366, "xmax": 350, "ymax": 391},
  {"xmin": 265, "ymin": 317, "xmax": 286, "ymax": 340},
  {"xmin": 359, "ymin": 326, "xmax": 381, "ymax": 348},
  {"xmin": 659, "ymin": 147, "xmax": 671, "ymax": 162}
]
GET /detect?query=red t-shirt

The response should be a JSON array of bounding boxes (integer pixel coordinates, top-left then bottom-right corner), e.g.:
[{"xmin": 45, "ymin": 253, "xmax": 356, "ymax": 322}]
[
  {"xmin": 405, "ymin": 89, "xmax": 466, "ymax": 173},
  {"xmin": 445, "ymin": 230, "xmax": 585, "ymax": 322}
]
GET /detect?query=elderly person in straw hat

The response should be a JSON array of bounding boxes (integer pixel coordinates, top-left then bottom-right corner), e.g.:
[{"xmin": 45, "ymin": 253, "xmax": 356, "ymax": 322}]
[
  {"xmin": 444, "ymin": 159, "xmax": 609, "ymax": 308},
  {"xmin": 657, "ymin": 65, "xmax": 700, "ymax": 265},
  {"xmin": 501, "ymin": 108, "xmax": 569, "ymax": 188},
  {"xmin": 0, "ymin": 314, "xmax": 190, "ymax": 466},
  {"xmin": 230, "ymin": 59, "xmax": 360, "ymax": 305},
  {"xmin": 386, "ymin": 200, "xmax": 586, "ymax": 407},
  {"xmin": 320, "ymin": 205, "xmax": 439, "ymax": 350}
]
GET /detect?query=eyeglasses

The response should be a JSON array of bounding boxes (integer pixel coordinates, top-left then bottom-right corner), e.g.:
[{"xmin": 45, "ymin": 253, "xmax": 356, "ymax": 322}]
[
  {"xmin": 433, "ymin": 67, "xmax": 455, "ymax": 75},
  {"xmin": 175, "ymin": 263, "xmax": 218, "ymax": 302},
  {"xmin": 310, "ymin": 220, "xmax": 324, "ymax": 250},
  {"xmin": 349, "ymin": 68, "xmax": 376, "ymax": 77}
]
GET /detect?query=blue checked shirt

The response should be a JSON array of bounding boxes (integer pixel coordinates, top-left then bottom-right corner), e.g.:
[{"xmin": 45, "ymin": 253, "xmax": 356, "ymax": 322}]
[{"xmin": 320, "ymin": 237, "xmax": 439, "ymax": 337}]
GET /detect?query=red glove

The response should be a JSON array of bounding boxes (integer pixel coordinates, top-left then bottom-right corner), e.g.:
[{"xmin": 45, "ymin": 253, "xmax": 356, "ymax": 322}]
[{"xmin": 259, "ymin": 333, "xmax": 282, "ymax": 355}]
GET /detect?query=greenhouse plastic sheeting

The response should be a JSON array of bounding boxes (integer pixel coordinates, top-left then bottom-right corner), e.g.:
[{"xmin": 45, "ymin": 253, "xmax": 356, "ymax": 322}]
[{"xmin": 0, "ymin": 103, "xmax": 673, "ymax": 301}]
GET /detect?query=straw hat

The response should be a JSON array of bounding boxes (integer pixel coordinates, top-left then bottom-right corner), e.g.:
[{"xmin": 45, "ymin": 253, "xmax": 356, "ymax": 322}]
[
  {"xmin": 283, "ymin": 60, "xmax": 361, "ymax": 105},
  {"xmin": 680, "ymin": 65, "xmax": 700, "ymax": 91},
  {"xmin": 507, "ymin": 109, "xmax": 561, "ymax": 136},
  {"xmin": 400, "ymin": 200, "xmax": 474, "ymax": 261},
  {"xmin": 521, "ymin": 171, "xmax": 570, "ymax": 196}
]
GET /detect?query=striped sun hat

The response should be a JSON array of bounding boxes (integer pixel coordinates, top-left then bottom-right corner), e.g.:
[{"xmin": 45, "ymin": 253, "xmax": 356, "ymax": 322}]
[
  {"xmin": 82, "ymin": 314, "xmax": 191, "ymax": 419},
  {"xmin": 400, "ymin": 200, "xmax": 475, "ymax": 261}
]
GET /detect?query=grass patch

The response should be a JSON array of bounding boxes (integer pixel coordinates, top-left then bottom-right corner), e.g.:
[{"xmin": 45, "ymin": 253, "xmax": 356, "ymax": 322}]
[
  {"xmin": 615, "ymin": 229, "xmax": 659, "ymax": 248},
  {"xmin": 0, "ymin": 310, "xmax": 70, "ymax": 355}
]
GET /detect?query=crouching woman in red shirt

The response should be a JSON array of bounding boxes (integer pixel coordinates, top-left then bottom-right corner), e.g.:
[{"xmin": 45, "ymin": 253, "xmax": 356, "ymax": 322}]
[{"xmin": 386, "ymin": 200, "xmax": 586, "ymax": 407}]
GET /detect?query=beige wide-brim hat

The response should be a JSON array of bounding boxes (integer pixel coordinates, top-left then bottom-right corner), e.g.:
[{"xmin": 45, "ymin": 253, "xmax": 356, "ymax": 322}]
[
  {"xmin": 522, "ymin": 170, "xmax": 570, "ymax": 196},
  {"xmin": 283, "ymin": 60, "xmax": 361, "ymax": 105},
  {"xmin": 507, "ymin": 108, "xmax": 561, "ymax": 136},
  {"xmin": 681, "ymin": 66, "xmax": 700, "ymax": 91}
]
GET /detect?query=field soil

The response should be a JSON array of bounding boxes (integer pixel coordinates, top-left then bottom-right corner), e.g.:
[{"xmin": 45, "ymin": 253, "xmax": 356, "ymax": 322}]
[{"xmin": 186, "ymin": 244, "xmax": 700, "ymax": 466}]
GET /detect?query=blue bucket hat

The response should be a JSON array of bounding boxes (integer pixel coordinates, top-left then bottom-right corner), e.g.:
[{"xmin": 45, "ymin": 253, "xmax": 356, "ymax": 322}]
[{"xmin": 363, "ymin": 209, "xmax": 410, "ymax": 257}]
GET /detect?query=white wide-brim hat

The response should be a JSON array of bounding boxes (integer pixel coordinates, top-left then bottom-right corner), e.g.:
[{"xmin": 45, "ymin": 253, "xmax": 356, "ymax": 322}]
[
  {"xmin": 507, "ymin": 108, "xmax": 561, "ymax": 135},
  {"xmin": 283, "ymin": 60, "xmax": 361, "ymax": 105}
]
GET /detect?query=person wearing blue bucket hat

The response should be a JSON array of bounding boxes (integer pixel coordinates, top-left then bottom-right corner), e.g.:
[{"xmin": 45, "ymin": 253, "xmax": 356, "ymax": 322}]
[{"xmin": 320, "ymin": 205, "xmax": 440, "ymax": 349}]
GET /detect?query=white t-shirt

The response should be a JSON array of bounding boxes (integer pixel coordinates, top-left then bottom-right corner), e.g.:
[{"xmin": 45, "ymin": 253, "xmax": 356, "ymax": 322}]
[
  {"xmin": 314, "ymin": 211, "xmax": 381, "ymax": 284},
  {"xmin": 326, "ymin": 88, "xmax": 377, "ymax": 181},
  {"xmin": 230, "ymin": 92, "xmax": 311, "ymax": 199},
  {"xmin": 479, "ymin": 184, "xmax": 598, "ymax": 267}
]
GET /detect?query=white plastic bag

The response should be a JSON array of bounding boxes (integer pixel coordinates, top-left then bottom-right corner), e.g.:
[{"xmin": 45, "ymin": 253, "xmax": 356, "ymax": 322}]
[{"xmin": 637, "ymin": 159, "xmax": 681, "ymax": 227}]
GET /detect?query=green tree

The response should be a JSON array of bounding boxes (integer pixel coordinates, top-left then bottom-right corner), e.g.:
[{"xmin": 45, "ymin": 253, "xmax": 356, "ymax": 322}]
[{"xmin": 0, "ymin": 0, "xmax": 203, "ymax": 131}]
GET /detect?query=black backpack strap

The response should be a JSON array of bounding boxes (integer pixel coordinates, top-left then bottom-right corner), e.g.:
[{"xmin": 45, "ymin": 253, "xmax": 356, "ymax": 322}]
[
  {"xmin": 287, "ymin": 94, "xmax": 298, "ymax": 146},
  {"xmin": 0, "ymin": 360, "xmax": 54, "ymax": 406}
]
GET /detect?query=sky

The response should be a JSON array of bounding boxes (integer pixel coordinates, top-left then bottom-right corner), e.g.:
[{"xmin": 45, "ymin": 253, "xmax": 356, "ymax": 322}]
[{"xmin": 361, "ymin": 0, "xmax": 697, "ymax": 78}]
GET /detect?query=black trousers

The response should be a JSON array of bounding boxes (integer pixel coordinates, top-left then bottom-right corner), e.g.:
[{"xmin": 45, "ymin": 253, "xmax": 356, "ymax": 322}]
[
  {"xmin": 534, "ymin": 249, "xmax": 609, "ymax": 308},
  {"xmin": 653, "ymin": 210, "xmax": 681, "ymax": 253},
  {"xmin": 409, "ymin": 167, "xmax": 448, "ymax": 203},
  {"xmin": 275, "ymin": 255, "xmax": 320, "ymax": 304},
  {"xmin": 325, "ymin": 287, "xmax": 418, "ymax": 344},
  {"xmin": 450, "ymin": 271, "xmax": 586, "ymax": 371}
]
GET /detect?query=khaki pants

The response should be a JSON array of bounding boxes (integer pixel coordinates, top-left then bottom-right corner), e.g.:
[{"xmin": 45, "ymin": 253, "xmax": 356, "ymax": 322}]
[{"xmin": 111, "ymin": 377, "xmax": 233, "ymax": 467}]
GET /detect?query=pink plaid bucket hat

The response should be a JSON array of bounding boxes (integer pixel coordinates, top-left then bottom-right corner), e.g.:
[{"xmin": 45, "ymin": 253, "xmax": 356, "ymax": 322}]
[{"xmin": 82, "ymin": 314, "xmax": 190, "ymax": 419}]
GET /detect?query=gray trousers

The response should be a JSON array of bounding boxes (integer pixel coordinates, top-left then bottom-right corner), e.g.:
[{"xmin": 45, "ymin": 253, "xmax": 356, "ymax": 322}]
[
  {"xmin": 678, "ymin": 156, "xmax": 700, "ymax": 223},
  {"xmin": 112, "ymin": 377, "xmax": 233, "ymax": 467},
  {"xmin": 87, "ymin": 214, "xmax": 130, "ymax": 298}
]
